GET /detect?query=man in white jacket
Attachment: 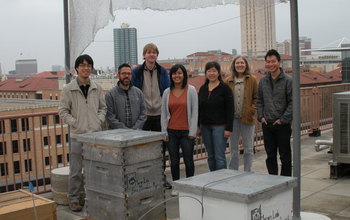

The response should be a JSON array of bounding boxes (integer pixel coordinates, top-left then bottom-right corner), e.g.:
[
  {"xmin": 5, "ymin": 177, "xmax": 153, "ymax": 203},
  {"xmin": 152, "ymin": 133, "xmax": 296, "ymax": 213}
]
[{"xmin": 59, "ymin": 54, "xmax": 106, "ymax": 211}]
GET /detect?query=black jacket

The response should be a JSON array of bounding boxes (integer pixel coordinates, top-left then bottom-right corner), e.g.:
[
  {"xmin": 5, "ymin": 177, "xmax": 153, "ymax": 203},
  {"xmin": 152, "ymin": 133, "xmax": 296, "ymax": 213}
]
[{"xmin": 198, "ymin": 82, "xmax": 233, "ymax": 131}]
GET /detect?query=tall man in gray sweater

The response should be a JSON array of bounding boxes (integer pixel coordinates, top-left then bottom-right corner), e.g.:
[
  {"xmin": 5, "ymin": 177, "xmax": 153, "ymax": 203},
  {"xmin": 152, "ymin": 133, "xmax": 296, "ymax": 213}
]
[
  {"xmin": 106, "ymin": 63, "xmax": 147, "ymax": 129},
  {"xmin": 257, "ymin": 49, "xmax": 293, "ymax": 176}
]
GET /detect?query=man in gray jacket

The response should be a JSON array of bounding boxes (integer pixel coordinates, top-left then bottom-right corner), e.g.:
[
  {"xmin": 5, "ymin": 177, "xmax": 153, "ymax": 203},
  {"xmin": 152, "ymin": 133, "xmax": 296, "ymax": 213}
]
[
  {"xmin": 59, "ymin": 54, "xmax": 107, "ymax": 211},
  {"xmin": 106, "ymin": 63, "xmax": 147, "ymax": 129},
  {"xmin": 257, "ymin": 49, "xmax": 293, "ymax": 176}
]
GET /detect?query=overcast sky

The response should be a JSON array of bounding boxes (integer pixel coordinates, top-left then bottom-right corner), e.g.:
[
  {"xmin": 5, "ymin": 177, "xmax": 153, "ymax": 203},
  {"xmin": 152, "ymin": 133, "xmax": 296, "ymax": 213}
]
[{"xmin": 0, "ymin": 0, "xmax": 349, "ymax": 73}]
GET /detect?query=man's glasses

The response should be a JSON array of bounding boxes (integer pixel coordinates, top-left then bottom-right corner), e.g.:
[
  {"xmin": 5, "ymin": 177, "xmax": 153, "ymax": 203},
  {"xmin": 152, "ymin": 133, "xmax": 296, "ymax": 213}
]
[{"xmin": 79, "ymin": 64, "xmax": 92, "ymax": 68}]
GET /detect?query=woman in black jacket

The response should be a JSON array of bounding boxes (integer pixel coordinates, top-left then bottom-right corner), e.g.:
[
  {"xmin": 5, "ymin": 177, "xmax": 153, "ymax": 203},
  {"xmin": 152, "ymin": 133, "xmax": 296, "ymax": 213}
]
[{"xmin": 198, "ymin": 61, "xmax": 233, "ymax": 171}]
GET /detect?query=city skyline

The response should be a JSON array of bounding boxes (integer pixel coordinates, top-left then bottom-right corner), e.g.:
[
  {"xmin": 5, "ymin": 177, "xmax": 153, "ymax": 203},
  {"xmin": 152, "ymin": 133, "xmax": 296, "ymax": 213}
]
[{"xmin": 0, "ymin": 0, "xmax": 349, "ymax": 73}]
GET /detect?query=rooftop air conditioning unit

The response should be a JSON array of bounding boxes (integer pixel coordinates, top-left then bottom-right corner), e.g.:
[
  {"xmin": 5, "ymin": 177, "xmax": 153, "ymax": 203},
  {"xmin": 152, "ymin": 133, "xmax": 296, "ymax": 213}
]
[{"xmin": 329, "ymin": 91, "xmax": 350, "ymax": 178}]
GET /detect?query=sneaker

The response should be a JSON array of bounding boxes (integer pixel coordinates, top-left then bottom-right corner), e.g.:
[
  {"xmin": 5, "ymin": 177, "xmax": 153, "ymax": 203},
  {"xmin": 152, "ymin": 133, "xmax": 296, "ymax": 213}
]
[
  {"xmin": 163, "ymin": 180, "xmax": 172, "ymax": 189},
  {"xmin": 171, "ymin": 190, "xmax": 179, "ymax": 197},
  {"xmin": 69, "ymin": 202, "xmax": 82, "ymax": 212}
]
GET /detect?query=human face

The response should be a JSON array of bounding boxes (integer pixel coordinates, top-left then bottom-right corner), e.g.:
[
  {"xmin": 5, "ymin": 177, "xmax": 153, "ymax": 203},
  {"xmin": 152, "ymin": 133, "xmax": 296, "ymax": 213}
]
[
  {"xmin": 76, "ymin": 60, "xmax": 92, "ymax": 80},
  {"xmin": 143, "ymin": 49, "xmax": 158, "ymax": 65},
  {"xmin": 265, "ymin": 55, "xmax": 281, "ymax": 75},
  {"xmin": 234, "ymin": 58, "xmax": 247, "ymax": 75},
  {"xmin": 118, "ymin": 67, "xmax": 132, "ymax": 87},
  {"xmin": 206, "ymin": 67, "xmax": 220, "ymax": 83},
  {"xmin": 171, "ymin": 68, "xmax": 184, "ymax": 86}
]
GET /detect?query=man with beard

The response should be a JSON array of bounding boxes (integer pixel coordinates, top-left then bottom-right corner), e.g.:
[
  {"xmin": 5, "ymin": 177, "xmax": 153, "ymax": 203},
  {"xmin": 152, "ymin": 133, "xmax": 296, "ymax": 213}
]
[{"xmin": 106, "ymin": 63, "xmax": 147, "ymax": 129}]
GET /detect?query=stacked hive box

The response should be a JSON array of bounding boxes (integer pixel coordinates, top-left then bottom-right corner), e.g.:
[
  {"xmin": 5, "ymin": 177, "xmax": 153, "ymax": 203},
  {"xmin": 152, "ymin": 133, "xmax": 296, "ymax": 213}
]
[{"xmin": 77, "ymin": 129, "xmax": 166, "ymax": 220}]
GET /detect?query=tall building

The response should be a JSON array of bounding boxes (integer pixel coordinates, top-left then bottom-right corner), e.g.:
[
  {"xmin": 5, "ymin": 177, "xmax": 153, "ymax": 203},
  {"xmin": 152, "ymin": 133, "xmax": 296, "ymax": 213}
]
[
  {"xmin": 15, "ymin": 59, "xmax": 38, "ymax": 75},
  {"xmin": 341, "ymin": 43, "xmax": 350, "ymax": 83},
  {"xmin": 240, "ymin": 0, "xmax": 276, "ymax": 58},
  {"xmin": 113, "ymin": 24, "xmax": 138, "ymax": 71}
]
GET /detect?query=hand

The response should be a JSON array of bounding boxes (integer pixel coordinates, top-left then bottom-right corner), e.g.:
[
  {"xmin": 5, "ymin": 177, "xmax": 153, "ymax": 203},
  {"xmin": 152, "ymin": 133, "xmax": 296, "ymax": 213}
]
[
  {"xmin": 163, "ymin": 136, "xmax": 168, "ymax": 142},
  {"xmin": 224, "ymin": 130, "xmax": 232, "ymax": 138},
  {"xmin": 261, "ymin": 117, "xmax": 268, "ymax": 125},
  {"xmin": 188, "ymin": 136, "xmax": 195, "ymax": 140},
  {"xmin": 273, "ymin": 119, "xmax": 282, "ymax": 125},
  {"xmin": 196, "ymin": 128, "xmax": 201, "ymax": 137}
]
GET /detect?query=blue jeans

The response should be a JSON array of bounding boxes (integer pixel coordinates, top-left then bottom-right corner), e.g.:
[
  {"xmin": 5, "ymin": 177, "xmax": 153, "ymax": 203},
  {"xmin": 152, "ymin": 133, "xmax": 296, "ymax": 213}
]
[
  {"xmin": 200, "ymin": 125, "xmax": 228, "ymax": 171},
  {"xmin": 167, "ymin": 129, "xmax": 195, "ymax": 181},
  {"xmin": 228, "ymin": 118, "xmax": 255, "ymax": 172}
]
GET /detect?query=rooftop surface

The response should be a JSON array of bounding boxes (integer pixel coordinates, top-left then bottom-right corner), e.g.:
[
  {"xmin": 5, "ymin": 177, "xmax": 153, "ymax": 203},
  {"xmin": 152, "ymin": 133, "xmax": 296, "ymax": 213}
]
[{"xmin": 47, "ymin": 129, "xmax": 350, "ymax": 220}]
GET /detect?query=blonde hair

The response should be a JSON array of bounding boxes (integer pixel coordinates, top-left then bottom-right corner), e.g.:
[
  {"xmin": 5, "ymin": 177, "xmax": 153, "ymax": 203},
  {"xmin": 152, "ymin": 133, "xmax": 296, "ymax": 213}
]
[{"xmin": 143, "ymin": 43, "xmax": 159, "ymax": 56}]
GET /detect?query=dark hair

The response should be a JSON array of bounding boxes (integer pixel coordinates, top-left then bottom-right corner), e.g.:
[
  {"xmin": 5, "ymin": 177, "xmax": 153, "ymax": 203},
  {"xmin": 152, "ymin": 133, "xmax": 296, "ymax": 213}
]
[
  {"xmin": 231, "ymin": 56, "xmax": 250, "ymax": 77},
  {"xmin": 74, "ymin": 54, "xmax": 94, "ymax": 72},
  {"xmin": 204, "ymin": 61, "xmax": 222, "ymax": 83},
  {"xmin": 265, "ymin": 49, "xmax": 281, "ymax": 62},
  {"xmin": 169, "ymin": 64, "xmax": 188, "ymax": 89},
  {"xmin": 118, "ymin": 63, "xmax": 131, "ymax": 73}
]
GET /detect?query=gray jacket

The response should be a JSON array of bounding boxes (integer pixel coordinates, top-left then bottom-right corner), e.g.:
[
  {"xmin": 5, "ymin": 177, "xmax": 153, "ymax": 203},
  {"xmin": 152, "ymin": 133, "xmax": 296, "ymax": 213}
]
[
  {"xmin": 59, "ymin": 79, "xmax": 107, "ymax": 138},
  {"xmin": 161, "ymin": 85, "xmax": 198, "ymax": 137},
  {"xmin": 105, "ymin": 84, "xmax": 147, "ymax": 129},
  {"xmin": 257, "ymin": 69, "xmax": 293, "ymax": 124}
]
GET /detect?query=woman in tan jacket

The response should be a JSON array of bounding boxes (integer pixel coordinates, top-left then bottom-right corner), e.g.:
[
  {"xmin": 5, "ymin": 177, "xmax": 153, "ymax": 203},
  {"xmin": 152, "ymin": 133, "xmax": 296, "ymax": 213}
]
[{"xmin": 225, "ymin": 56, "xmax": 258, "ymax": 172}]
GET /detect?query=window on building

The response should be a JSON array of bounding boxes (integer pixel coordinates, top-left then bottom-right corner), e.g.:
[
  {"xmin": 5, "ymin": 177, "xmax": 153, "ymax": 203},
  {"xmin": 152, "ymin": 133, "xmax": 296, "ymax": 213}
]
[
  {"xmin": 24, "ymin": 159, "xmax": 32, "ymax": 172},
  {"xmin": 43, "ymin": 136, "xmax": 49, "ymax": 146},
  {"xmin": 41, "ymin": 116, "xmax": 47, "ymax": 126},
  {"xmin": 11, "ymin": 119, "xmax": 17, "ymax": 132},
  {"xmin": 0, "ymin": 163, "xmax": 8, "ymax": 176},
  {"xmin": 56, "ymin": 135, "xmax": 62, "ymax": 145},
  {"xmin": 50, "ymin": 94, "xmax": 52, "ymax": 100},
  {"xmin": 12, "ymin": 140, "xmax": 19, "ymax": 153},
  {"xmin": 45, "ymin": 156, "xmax": 51, "ymax": 167},
  {"xmin": 35, "ymin": 94, "xmax": 42, "ymax": 99},
  {"xmin": 21, "ymin": 118, "xmax": 29, "ymax": 131},
  {"xmin": 0, "ymin": 142, "xmax": 6, "ymax": 155},
  {"xmin": 13, "ymin": 161, "xmax": 20, "ymax": 174},
  {"xmin": 55, "ymin": 94, "xmax": 58, "ymax": 100},
  {"xmin": 23, "ymin": 139, "xmax": 31, "ymax": 152},
  {"xmin": 65, "ymin": 134, "xmax": 69, "ymax": 144},
  {"xmin": 55, "ymin": 115, "xmax": 60, "ymax": 124},
  {"xmin": 57, "ymin": 155, "xmax": 63, "ymax": 164},
  {"xmin": 67, "ymin": 153, "xmax": 70, "ymax": 162},
  {"xmin": 0, "ymin": 120, "xmax": 4, "ymax": 134}
]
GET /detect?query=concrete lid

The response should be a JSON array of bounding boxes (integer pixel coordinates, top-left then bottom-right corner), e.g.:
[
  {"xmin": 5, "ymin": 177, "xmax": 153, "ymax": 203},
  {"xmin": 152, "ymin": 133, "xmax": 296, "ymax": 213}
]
[
  {"xmin": 76, "ymin": 129, "xmax": 166, "ymax": 147},
  {"xmin": 173, "ymin": 169, "xmax": 297, "ymax": 204}
]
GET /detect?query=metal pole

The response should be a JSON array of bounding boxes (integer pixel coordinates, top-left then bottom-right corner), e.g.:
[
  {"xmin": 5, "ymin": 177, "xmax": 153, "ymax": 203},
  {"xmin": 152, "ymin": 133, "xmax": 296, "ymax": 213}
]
[
  {"xmin": 290, "ymin": 0, "xmax": 301, "ymax": 219},
  {"xmin": 63, "ymin": 0, "xmax": 71, "ymax": 84},
  {"xmin": 63, "ymin": 0, "xmax": 72, "ymax": 151}
]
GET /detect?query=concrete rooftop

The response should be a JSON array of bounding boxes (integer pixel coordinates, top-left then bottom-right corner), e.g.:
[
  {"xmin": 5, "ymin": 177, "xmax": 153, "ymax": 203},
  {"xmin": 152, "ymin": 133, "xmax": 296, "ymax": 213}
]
[{"xmin": 45, "ymin": 129, "xmax": 350, "ymax": 220}]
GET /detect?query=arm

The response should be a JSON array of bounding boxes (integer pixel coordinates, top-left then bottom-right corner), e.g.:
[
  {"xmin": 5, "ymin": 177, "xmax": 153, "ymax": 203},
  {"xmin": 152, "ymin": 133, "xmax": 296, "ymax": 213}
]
[
  {"xmin": 251, "ymin": 77, "xmax": 258, "ymax": 111},
  {"xmin": 160, "ymin": 89, "xmax": 169, "ymax": 136},
  {"xmin": 58, "ymin": 86, "xmax": 76, "ymax": 126},
  {"xmin": 188, "ymin": 87, "xmax": 198, "ymax": 138},
  {"xmin": 97, "ymin": 87, "xmax": 107, "ymax": 124},
  {"xmin": 132, "ymin": 91, "xmax": 147, "ymax": 130},
  {"xmin": 256, "ymin": 80, "xmax": 264, "ymax": 122},
  {"xmin": 224, "ymin": 84, "xmax": 234, "ymax": 132},
  {"xmin": 280, "ymin": 78, "xmax": 293, "ymax": 124},
  {"xmin": 105, "ymin": 91, "xmax": 127, "ymax": 129}
]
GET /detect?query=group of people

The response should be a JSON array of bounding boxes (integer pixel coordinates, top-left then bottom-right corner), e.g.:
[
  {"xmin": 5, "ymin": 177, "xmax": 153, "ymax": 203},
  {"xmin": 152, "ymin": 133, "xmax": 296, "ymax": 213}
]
[{"xmin": 59, "ymin": 43, "xmax": 292, "ymax": 212}]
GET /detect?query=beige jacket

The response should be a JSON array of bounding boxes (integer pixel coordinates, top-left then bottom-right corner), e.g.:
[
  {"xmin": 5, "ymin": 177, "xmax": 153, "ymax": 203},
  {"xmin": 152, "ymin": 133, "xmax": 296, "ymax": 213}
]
[
  {"xmin": 59, "ymin": 79, "xmax": 107, "ymax": 138},
  {"xmin": 225, "ymin": 74, "xmax": 258, "ymax": 125}
]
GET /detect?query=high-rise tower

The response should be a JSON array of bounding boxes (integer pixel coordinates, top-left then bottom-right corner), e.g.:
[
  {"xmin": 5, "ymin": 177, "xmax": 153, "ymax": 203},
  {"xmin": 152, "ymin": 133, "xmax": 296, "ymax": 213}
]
[
  {"xmin": 113, "ymin": 23, "xmax": 138, "ymax": 71},
  {"xmin": 240, "ymin": 0, "xmax": 276, "ymax": 58}
]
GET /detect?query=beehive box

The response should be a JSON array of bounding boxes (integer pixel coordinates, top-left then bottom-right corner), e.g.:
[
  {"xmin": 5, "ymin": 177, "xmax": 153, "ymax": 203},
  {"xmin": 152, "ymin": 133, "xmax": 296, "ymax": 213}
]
[
  {"xmin": 83, "ymin": 158, "xmax": 164, "ymax": 195},
  {"xmin": 173, "ymin": 169, "xmax": 297, "ymax": 220},
  {"xmin": 85, "ymin": 187, "xmax": 166, "ymax": 220},
  {"xmin": 0, "ymin": 189, "xmax": 57, "ymax": 220}
]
